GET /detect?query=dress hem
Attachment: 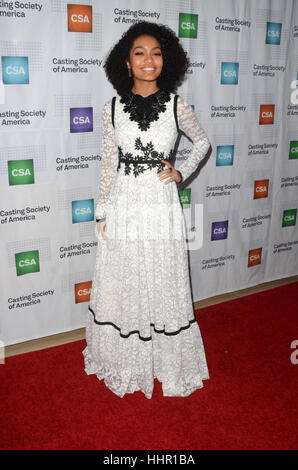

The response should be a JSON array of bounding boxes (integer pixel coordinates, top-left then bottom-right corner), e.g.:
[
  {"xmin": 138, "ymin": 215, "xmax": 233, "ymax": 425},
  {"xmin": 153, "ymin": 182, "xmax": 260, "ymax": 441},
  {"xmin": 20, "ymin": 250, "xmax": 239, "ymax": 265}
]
[{"xmin": 82, "ymin": 345, "xmax": 210, "ymax": 399}]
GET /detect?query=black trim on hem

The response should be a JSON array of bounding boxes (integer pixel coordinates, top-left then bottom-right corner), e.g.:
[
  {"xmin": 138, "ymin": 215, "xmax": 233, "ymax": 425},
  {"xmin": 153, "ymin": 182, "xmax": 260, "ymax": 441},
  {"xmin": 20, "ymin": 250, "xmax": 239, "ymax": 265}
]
[{"xmin": 88, "ymin": 305, "xmax": 196, "ymax": 342}]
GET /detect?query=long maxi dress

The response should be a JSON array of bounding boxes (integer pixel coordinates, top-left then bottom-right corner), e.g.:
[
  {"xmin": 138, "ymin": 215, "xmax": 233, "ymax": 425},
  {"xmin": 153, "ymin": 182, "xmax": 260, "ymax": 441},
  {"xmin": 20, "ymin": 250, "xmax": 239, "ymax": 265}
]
[{"xmin": 82, "ymin": 88, "xmax": 211, "ymax": 399}]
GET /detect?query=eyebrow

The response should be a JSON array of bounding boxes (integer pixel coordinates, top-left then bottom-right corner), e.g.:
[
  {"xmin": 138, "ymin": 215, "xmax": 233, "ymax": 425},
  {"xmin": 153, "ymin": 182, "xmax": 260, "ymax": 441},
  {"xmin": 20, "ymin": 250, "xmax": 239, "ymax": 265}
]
[{"xmin": 133, "ymin": 46, "xmax": 161, "ymax": 50}]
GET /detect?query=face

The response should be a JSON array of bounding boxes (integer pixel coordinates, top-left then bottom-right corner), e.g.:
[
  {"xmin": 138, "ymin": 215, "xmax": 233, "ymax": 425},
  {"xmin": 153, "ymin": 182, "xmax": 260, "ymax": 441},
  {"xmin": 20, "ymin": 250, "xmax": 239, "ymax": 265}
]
[{"xmin": 126, "ymin": 34, "xmax": 163, "ymax": 83}]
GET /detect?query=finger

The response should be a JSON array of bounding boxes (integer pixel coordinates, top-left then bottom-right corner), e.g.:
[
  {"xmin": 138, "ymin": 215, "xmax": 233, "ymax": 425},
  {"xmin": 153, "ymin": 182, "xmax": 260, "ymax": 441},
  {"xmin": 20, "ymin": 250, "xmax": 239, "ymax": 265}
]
[
  {"xmin": 164, "ymin": 177, "xmax": 175, "ymax": 184},
  {"xmin": 158, "ymin": 169, "xmax": 173, "ymax": 179},
  {"xmin": 159, "ymin": 174, "xmax": 171, "ymax": 181},
  {"xmin": 161, "ymin": 175, "xmax": 175, "ymax": 184},
  {"xmin": 157, "ymin": 166, "xmax": 171, "ymax": 176},
  {"xmin": 158, "ymin": 160, "xmax": 172, "ymax": 171}
]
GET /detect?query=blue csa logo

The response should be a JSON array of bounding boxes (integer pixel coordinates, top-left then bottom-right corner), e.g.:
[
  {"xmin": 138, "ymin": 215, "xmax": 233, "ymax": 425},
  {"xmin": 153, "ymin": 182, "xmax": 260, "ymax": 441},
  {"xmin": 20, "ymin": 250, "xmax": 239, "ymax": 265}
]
[
  {"xmin": 221, "ymin": 62, "xmax": 239, "ymax": 85},
  {"xmin": 211, "ymin": 221, "xmax": 228, "ymax": 241},
  {"xmin": 216, "ymin": 145, "xmax": 234, "ymax": 166},
  {"xmin": 72, "ymin": 199, "xmax": 94, "ymax": 223},
  {"xmin": 1, "ymin": 56, "xmax": 29, "ymax": 84},
  {"xmin": 266, "ymin": 22, "xmax": 282, "ymax": 45}
]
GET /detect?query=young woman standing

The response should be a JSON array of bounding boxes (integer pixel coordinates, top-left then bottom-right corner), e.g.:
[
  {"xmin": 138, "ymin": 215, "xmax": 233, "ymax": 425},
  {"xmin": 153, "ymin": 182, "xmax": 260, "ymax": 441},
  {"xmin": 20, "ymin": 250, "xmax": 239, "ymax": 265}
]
[{"xmin": 83, "ymin": 21, "xmax": 211, "ymax": 399}]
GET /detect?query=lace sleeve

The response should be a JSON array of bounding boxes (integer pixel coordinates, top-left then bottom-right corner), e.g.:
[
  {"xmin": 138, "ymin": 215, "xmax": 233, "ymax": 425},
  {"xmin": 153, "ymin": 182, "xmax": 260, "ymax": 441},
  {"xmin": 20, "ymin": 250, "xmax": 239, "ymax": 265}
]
[
  {"xmin": 176, "ymin": 96, "xmax": 210, "ymax": 183},
  {"xmin": 94, "ymin": 99, "xmax": 119, "ymax": 220}
]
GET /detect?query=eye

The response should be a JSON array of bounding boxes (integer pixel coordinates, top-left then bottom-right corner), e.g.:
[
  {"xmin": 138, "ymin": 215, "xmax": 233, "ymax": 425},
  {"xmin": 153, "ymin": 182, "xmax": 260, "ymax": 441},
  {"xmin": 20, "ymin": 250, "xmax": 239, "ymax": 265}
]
[{"xmin": 134, "ymin": 51, "xmax": 161, "ymax": 56}]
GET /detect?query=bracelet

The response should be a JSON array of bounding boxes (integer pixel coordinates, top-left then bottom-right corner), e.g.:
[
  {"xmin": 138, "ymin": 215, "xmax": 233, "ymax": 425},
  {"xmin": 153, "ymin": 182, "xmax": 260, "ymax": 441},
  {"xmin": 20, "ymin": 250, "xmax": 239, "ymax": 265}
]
[{"xmin": 96, "ymin": 217, "xmax": 106, "ymax": 222}]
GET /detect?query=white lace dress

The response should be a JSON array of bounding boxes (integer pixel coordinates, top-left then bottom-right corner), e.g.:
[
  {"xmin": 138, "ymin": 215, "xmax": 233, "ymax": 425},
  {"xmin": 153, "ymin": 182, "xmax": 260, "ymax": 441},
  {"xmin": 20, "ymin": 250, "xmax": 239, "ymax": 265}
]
[{"xmin": 82, "ymin": 89, "xmax": 211, "ymax": 399}]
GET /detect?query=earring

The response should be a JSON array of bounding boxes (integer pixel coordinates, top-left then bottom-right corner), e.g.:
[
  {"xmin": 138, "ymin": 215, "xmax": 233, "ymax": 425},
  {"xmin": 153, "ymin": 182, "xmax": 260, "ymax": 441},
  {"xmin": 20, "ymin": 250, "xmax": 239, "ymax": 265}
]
[{"xmin": 128, "ymin": 68, "xmax": 132, "ymax": 77}]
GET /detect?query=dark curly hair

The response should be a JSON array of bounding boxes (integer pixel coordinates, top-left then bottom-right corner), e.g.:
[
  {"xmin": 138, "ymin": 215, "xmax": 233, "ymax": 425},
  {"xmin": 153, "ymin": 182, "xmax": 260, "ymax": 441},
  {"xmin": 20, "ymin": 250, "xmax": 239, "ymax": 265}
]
[{"xmin": 103, "ymin": 21, "xmax": 189, "ymax": 97}]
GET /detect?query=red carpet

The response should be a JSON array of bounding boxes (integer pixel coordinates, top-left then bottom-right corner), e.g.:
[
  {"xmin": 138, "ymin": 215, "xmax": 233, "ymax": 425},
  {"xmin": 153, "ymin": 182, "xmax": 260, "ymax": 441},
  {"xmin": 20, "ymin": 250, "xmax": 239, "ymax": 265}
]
[{"xmin": 1, "ymin": 282, "xmax": 297, "ymax": 450}]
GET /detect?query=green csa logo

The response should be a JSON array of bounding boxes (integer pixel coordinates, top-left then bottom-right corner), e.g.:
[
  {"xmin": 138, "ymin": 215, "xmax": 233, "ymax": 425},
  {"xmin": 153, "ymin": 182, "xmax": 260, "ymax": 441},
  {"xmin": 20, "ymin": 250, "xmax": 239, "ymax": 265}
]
[
  {"xmin": 282, "ymin": 209, "xmax": 297, "ymax": 227},
  {"xmin": 179, "ymin": 13, "xmax": 198, "ymax": 38},
  {"xmin": 289, "ymin": 141, "xmax": 298, "ymax": 160},
  {"xmin": 8, "ymin": 159, "xmax": 34, "ymax": 185},
  {"xmin": 15, "ymin": 250, "xmax": 40, "ymax": 276},
  {"xmin": 178, "ymin": 188, "xmax": 191, "ymax": 207}
]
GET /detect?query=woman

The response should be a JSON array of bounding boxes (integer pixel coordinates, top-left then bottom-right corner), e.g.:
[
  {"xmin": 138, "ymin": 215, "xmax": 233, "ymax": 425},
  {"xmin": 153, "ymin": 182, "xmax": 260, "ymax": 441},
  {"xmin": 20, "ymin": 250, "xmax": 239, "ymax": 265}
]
[{"xmin": 83, "ymin": 21, "xmax": 211, "ymax": 399}]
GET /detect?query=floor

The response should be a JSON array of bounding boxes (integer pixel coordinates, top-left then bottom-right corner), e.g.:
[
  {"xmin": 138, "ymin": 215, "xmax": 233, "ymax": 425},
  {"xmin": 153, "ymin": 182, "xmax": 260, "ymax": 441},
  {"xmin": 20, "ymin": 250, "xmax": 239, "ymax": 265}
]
[{"xmin": 5, "ymin": 274, "xmax": 298, "ymax": 359}]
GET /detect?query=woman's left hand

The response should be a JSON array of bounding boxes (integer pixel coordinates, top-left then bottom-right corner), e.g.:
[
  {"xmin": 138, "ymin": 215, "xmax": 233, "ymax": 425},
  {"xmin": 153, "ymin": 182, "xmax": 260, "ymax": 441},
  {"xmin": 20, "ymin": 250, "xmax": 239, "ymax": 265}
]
[{"xmin": 157, "ymin": 160, "xmax": 182, "ymax": 184}]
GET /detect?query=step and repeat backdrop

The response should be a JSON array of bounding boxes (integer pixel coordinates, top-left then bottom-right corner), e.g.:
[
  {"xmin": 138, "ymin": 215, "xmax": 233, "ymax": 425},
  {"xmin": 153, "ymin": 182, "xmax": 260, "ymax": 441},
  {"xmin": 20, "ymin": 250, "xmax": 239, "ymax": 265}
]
[{"xmin": 0, "ymin": 0, "xmax": 297, "ymax": 345}]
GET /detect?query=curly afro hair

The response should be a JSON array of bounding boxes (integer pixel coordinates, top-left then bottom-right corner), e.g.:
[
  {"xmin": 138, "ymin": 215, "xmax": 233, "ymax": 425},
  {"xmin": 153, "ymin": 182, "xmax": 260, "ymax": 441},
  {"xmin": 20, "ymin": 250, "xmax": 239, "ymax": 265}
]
[{"xmin": 103, "ymin": 21, "xmax": 189, "ymax": 97}]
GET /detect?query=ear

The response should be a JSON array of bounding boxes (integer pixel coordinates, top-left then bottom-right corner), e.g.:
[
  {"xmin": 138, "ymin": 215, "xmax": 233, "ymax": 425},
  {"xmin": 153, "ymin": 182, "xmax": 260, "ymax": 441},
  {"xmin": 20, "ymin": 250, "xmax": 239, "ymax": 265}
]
[{"xmin": 125, "ymin": 59, "xmax": 130, "ymax": 68}]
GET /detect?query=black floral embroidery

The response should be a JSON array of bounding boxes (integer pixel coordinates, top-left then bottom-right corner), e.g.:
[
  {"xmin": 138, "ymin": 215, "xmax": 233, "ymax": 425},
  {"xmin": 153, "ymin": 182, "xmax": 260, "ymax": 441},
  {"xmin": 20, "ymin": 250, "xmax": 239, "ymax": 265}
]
[
  {"xmin": 117, "ymin": 137, "xmax": 174, "ymax": 177},
  {"xmin": 120, "ymin": 89, "xmax": 171, "ymax": 131}
]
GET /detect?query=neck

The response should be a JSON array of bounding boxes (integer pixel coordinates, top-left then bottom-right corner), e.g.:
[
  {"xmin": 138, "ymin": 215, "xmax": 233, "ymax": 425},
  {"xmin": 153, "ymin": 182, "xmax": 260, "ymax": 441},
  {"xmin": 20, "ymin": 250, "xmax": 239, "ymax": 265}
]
[{"xmin": 130, "ymin": 81, "xmax": 160, "ymax": 98}]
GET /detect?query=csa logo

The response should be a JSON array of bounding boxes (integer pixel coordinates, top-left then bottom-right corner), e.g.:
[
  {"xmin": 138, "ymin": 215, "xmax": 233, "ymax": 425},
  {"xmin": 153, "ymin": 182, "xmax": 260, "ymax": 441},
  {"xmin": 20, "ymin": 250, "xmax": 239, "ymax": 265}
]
[
  {"xmin": 220, "ymin": 62, "xmax": 239, "ymax": 85},
  {"xmin": 8, "ymin": 159, "xmax": 34, "ymax": 186},
  {"xmin": 178, "ymin": 188, "xmax": 191, "ymax": 207},
  {"xmin": 266, "ymin": 22, "xmax": 282, "ymax": 45},
  {"xmin": 211, "ymin": 221, "xmax": 228, "ymax": 241},
  {"xmin": 1, "ymin": 56, "xmax": 29, "ymax": 85},
  {"xmin": 282, "ymin": 209, "xmax": 297, "ymax": 227},
  {"xmin": 67, "ymin": 4, "xmax": 92, "ymax": 33},
  {"xmin": 75, "ymin": 281, "xmax": 92, "ymax": 303},
  {"xmin": 70, "ymin": 107, "xmax": 93, "ymax": 133},
  {"xmin": 15, "ymin": 250, "xmax": 40, "ymax": 276},
  {"xmin": 259, "ymin": 104, "xmax": 275, "ymax": 125},
  {"xmin": 216, "ymin": 145, "xmax": 234, "ymax": 166},
  {"xmin": 179, "ymin": 13, "xmax": 198, "ymax": 38},
  {"xmin": 248, "ymin": 248, "xmax": 262, "ymax": 267},
  {"xmin": 72, "ymin": 199, "xmax": 94, "ymax": 223},
  {"xmin": 254, "ymin": 179, "xmax": 269, "ymax": 199},
  {"xmin": 289, "ymin": 141, "xmax": 298, "ymax": 159}
]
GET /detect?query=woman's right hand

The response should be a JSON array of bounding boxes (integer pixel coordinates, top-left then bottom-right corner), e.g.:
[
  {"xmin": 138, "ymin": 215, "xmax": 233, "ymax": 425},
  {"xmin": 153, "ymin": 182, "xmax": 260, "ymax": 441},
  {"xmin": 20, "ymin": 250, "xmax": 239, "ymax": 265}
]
[{"xmin": 97, "ymin": 220, "xmax": 107, "ymax": 240}]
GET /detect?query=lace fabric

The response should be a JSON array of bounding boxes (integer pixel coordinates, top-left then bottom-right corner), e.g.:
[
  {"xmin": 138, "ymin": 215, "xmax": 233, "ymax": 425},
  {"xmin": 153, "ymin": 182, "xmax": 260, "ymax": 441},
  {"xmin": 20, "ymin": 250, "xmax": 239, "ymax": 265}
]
[
  {"xmin": 94, "ymin": 100, "xmax": 119, "ymax": 220},
  {"xmin": 120, "ymin": 89, "xmax": 171, "ymax": 131},
  {"xmin": 117, "ymin": 138, "xmax": 175, "ymax": 177},
  {"xmin": 94, "ymin": 94, "xmax": 210, "ymax": 220},
  {"xmin": 86, "ymin": 91, "xmax": 210, "ymax": 399}
]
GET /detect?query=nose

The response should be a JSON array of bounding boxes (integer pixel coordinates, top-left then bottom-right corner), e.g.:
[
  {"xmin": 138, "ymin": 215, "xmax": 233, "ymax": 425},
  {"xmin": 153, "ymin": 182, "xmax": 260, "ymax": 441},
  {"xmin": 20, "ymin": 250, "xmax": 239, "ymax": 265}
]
[{"xmin": 144, "ymin": 52, "xmax": 154, "ymax": 62}]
